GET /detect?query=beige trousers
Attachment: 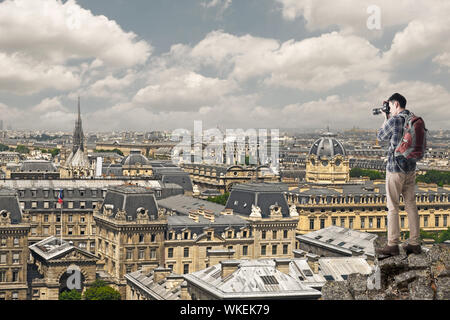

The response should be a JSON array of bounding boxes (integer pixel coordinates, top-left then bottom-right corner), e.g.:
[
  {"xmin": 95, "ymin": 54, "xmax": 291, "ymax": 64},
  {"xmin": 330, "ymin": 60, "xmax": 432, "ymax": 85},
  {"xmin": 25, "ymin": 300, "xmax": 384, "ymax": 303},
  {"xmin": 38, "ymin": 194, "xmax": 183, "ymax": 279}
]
[{"xmin": 385, "ymin": 170, "xmax": 420, "ymax": 246}]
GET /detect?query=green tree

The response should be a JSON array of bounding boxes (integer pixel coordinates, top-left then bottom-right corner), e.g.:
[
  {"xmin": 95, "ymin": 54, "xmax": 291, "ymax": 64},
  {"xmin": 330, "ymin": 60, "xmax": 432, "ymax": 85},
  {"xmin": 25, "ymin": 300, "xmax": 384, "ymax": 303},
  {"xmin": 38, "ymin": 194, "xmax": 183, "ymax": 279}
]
[
  {"xmin": 0, "ymin": 143, "xmax": 9, "ymax": 152},
  {"xmin": 350, "ymin": 168, "xmax": 385, "ymax": 180},
  {"xmin": 94, "ymin": 148, "xmax": 124, "ymax": 156},
  {"xmin": 416, "ymin": 170, "xmax": 450, "ymax": 187},
  {"xmin": 83, "ymin": 280, "xmax": 121, "ymax": 300},
  {"xmin": 59, "ymin": 289, "xmax": 82, "ymax": 300},
  {"xmin": 206, "ymin": 192, "xmax": 230, "ymax": 205},
  {"xmin": 15, "ymin": 145, "xmax": 30, "ymax": 154}
]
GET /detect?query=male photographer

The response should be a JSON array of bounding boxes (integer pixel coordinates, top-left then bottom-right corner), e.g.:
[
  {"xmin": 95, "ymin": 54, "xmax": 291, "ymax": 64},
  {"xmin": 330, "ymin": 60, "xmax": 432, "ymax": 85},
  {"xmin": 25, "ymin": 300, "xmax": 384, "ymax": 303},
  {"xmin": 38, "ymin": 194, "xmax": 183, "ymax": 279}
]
[{"xmin": 376, "ymin": 93, "xmax": 421, "ymax": 257}]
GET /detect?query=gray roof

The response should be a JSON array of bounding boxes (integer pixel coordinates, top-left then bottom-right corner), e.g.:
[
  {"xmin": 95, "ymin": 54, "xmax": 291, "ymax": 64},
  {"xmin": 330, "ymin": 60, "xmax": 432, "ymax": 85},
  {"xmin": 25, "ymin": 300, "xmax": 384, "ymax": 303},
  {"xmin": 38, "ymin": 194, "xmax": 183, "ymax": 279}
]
[
  {"xmin": 19, "ymin": 160, "xmax": 57, "ymax": 172},
  {"xmin": 309, "ymin": 133, "xmax": 346, "ymax": 158},
  {"xmin": 225, "ymin": 183, "xmax": 290, "ymax": 218},
  {"xmin": 101, "ymin": 185, "xmax": 159, "ymax": 220},
  {"xmin": 158, "ymin": 194, "xmax": 226, "ymax": 216},
  {"xmin": 318, "ymin": 257, "xmax": 373, "ymax": 281},
  {"xmin": 297, "ymin": 226, "xmax": 377, "ymax": 258},
  {"xmin": 184, "ymin": 259, "xmax": 322, "ymax": 299},
  {"xmin": 0, "ymin": 188, "xmax": 23, "ymax": 224},
  {"xmin": 121, "ymin": 150, "xmax": 151, "ymax": 166},
  {"xmin": 125, "ymin": 271, "xmax": 181, "ymax": 300},
  {"xmin": 29, "ymin": 236, "xmax": 98, "ymax": 261}
]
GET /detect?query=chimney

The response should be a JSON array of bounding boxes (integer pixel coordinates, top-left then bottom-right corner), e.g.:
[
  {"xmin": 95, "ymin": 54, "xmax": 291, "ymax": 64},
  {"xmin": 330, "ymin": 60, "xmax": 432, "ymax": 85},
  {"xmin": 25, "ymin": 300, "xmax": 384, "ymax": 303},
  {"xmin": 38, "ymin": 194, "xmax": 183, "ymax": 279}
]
[
  {"xmin": 141, "ymin": 264, "xmax": 154, "ymax": 275},
  {"xmin": 153, "ymin": 266, "xmax": 172, "ymax": 283},
  {"xmin": 220, "ymin": 260, "xmax": 240, "ymax": 278},
  {"xmin": 165, "ymin": 274, "xmax": 184, "ymax": 291},
  {"xmin": 274, "ymin": 258, "xmax": 291, "ymax": 275},
  {"xmin": 306, "ymin": 253, "xmax": 320, "ymax": 274},
  {"xmin": 188, "ymin": 210, "xmax": 199, "ymax": 223},
  {"xmin": 203, "ymin": 209, "xmax": 215, "ymax": 223},
  {"xmin": 180, "ymin": 281, "xmax": 191, "ymax": 300}
]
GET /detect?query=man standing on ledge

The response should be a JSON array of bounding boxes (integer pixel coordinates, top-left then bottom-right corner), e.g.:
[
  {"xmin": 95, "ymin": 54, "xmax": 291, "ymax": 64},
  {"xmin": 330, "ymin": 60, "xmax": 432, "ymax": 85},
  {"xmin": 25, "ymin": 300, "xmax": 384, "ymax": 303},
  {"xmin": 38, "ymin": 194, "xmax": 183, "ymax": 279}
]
[{"xmin": 376, "ymin": 93, "xmax": 421, "ymax": 257}]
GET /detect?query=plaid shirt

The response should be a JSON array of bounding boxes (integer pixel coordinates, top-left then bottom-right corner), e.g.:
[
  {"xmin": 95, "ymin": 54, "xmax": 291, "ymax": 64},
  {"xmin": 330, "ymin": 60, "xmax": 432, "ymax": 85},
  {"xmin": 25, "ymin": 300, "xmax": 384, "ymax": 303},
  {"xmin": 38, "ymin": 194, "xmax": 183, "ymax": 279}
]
[{"xmin": 377, "ymin": 110, "xmax": 415, "ymax": 173}]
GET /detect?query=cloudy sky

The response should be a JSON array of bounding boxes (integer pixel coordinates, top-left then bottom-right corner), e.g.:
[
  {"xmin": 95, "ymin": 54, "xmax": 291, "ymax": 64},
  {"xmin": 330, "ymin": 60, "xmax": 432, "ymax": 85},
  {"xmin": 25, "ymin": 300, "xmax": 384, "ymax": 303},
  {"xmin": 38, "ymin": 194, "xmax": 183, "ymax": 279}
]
[{"xmin": 0, "ymin": 0, "xmax": 449, "ymax": 132}]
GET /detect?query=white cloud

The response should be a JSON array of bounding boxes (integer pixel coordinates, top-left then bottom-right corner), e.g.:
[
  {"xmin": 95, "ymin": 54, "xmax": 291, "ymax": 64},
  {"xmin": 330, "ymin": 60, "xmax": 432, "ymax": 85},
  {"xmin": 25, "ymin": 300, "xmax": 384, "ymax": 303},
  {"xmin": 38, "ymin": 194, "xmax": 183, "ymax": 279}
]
[
  {"xmin": 0, "ymin": 52, "xmax": 80, "ymax": 94},
  {"xmin": 133, "ymin": 67, "xmax": 237, "ymax": 111},
  {"xmin": 275, "ymin": 0, "xmax": 432, "ymax": 35},
  {"xmin": 0, "ymin": 0, "xmax": 151, "ymax": 94}
]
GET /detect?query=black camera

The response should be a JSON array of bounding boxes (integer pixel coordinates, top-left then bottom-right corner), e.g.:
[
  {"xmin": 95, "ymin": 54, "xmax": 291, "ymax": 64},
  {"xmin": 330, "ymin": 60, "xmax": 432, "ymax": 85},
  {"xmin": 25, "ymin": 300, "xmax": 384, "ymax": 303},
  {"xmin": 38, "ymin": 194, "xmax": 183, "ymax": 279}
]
[{"xmin": 372, "ymin": 101, "xmax": 390, "ymax": 115}]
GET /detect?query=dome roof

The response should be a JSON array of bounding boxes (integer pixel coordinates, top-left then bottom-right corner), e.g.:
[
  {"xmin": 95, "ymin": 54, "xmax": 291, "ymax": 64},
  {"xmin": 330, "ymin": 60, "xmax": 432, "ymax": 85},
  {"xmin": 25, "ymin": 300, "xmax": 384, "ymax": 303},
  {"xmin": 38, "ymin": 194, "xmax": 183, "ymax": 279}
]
[
  {"xmin": 121, "ymin": 150, "xmax": 151, "ymax": 166},
  {"xmin": 309, "ymin": 133, "xmax": 346, "ymax": 159}
]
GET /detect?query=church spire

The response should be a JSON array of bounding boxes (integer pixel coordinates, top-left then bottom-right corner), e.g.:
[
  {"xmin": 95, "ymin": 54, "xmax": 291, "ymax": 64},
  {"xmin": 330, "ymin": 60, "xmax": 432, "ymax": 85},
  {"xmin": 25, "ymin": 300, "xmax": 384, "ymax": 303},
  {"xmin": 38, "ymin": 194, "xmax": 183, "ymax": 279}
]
[{"xmin": 72, "ymin": 96, "xmax": 84, "ymax": 153}]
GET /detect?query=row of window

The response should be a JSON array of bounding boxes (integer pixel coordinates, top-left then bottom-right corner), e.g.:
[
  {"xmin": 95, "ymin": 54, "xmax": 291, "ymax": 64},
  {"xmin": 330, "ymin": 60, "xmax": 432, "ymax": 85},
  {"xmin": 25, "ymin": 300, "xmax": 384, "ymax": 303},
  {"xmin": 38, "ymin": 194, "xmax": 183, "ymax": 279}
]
[
  {"xmin": 0, "ymin": 291, "xmax": 20, "ymax": 300},
  {"xmin": 0, "ymin": 270, "xmax": 20, "ymax": 283},
  {"xmin": 0, "ymin": 252, "xmax": 21, "ymax": 264},
  {"xmin": 0, "ymin": 238, "xmax": 20, "ymax": 247},
  {"xmin": 22, "ymin": 201, "xmax": 93, "ymax": 210},
  {"xmin": 126, "ymin": 248, "xmax": 158, "ymax": 260},
  {"xmin": 309, "ymin": 214, "xmax": 449, "ymax": 230},
  {"xmin": 31, "ymin": 214, "xmax": 89, "ymax": 223},
  {"xmin": 18, "ymin": 189, "xmax": 106, "ymax": 198},
  {"xmin": 260, "ymin": 244, "xmax": 289, "ymax": 255},
  {"xmin": 261, "ymin": 230, "xmax": 289, "ymax": 240}
]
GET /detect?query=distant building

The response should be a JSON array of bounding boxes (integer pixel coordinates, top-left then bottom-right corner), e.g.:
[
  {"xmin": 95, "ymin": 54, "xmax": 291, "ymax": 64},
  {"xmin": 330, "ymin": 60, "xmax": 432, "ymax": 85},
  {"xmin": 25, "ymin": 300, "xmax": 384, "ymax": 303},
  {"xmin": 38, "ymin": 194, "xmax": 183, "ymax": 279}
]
[{"xmin": 11, "ymin": 160, "xmax": 60, "ymax": 180}]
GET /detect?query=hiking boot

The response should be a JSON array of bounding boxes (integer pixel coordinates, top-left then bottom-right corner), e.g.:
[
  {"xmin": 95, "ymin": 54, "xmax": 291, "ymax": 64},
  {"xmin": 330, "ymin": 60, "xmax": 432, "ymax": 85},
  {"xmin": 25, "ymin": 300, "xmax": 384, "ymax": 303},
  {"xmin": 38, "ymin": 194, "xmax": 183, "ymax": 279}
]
[
  {"xmin": 402, "ymin": 243, "xmax": 422, "ymax": 255},
  {"xmin": 376, "ymin": 244, "xmax": 400, "ymax": 258}
]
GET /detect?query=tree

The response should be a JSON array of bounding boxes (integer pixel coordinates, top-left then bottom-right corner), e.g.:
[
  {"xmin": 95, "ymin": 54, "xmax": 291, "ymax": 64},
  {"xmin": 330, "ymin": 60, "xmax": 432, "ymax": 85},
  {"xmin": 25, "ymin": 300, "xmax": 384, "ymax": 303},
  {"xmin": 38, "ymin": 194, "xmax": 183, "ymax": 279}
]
[
  {"xmin": 350, "ymin": 168, "xmax": 385, "ymax": 180},
  {"xmin": 0, "ymin": 143, "xmax": 9, "ymax": 152},
  {"xmin": 83, "ymin": 280, "xmax": 121, "ymax": 300},
  {"xmin": 59, "ymin": 289, "xmax": 82, "ymax": 300},
  {"xmin": 15, "ymin": 145, "xmax": 30, "ymax": 154},
  {"xmin": 94, "ymin": 148, "xmax": 124, "ymax": 156},
  {"xmin": 206, "ymin": 192, "xmax": 230, "ymax": 205},
  {"xmin": 416, "ymin": 170, "xmax": 450, "ymax": 187}
]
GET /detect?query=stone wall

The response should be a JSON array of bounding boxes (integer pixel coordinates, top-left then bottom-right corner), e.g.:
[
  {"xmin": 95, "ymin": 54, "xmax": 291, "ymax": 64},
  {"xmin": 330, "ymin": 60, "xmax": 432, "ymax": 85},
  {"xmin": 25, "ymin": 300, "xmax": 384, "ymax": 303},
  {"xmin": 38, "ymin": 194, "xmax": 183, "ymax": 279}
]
[{"xmin": 321, "ymin": 237, "xmax": 449, "ymax": 300}]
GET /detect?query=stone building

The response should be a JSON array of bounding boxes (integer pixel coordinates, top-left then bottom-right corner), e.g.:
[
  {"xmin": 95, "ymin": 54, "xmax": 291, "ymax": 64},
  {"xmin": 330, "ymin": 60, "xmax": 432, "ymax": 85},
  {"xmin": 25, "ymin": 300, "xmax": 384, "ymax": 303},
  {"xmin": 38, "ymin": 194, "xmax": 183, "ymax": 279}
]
[
  {"xmin": 11, "ymin": 160, "xmax": 60, "ymax": 180},
  {"xmin": 180, "ymin": 163, "xmax": 279, "ymax": 193},
  {"xmin": 0, "ymin": 188, "xmax": 30, "ymax": 300},
  {"xmin": 93, "ymin": 185, "xmax": 168, "ymax": 297},
  {"xmin": 28, "ymin": 236, "xmax": 98, "ymax": 300},
  {"xmin": 305, "ymin": 132, "xmax": 350, "ymax": 184}
]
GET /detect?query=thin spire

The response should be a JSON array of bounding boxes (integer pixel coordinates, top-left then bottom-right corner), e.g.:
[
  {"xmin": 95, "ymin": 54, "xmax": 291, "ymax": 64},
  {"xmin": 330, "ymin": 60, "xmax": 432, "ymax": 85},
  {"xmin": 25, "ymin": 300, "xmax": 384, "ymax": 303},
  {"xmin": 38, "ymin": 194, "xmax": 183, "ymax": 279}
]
[{"xmin": 78, "ymin": 96, "xmax": 81, "ymax": 121}]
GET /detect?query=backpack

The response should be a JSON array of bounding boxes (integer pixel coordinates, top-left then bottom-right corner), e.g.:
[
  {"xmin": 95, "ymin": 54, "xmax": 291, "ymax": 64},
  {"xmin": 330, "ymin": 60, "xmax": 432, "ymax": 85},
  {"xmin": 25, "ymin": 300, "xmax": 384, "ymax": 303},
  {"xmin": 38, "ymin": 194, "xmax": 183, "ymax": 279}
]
[{"xmin": 394, "ymin": 112, "xmax": 427, "ymax": 171}]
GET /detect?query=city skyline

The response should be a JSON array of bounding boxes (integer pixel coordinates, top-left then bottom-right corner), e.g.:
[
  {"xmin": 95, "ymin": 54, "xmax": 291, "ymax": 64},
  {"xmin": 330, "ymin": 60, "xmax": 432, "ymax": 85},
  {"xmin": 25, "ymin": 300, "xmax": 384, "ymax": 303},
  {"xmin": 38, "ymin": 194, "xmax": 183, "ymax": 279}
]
[{"xmin": 0, "ymin": 0, "xmax": 449, "ymax": 132}]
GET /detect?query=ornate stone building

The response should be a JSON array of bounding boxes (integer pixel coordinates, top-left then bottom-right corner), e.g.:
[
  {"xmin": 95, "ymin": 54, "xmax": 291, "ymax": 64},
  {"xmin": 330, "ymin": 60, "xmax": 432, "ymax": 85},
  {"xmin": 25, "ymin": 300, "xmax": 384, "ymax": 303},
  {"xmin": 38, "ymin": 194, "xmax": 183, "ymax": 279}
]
[
  {"xmin": 0, "ymin": 188, "xmax": 30, "ymax": 300},
  {"xmin": 28, "ymin": 236, "xmax": 98, "ymax": 300},
  {"xmin": 305, "ymin": 133, "xmax": 350, "ymax": 184},
  {"xmin": 180, "ymin": 163, "xmax": 279, "ymax": 193}
]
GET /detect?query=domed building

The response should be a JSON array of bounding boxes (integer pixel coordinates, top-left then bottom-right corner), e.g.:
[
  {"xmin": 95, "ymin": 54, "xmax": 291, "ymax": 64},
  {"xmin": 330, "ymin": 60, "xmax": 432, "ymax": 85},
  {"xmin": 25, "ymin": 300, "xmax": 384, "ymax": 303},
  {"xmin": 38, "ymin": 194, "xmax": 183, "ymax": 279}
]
[
  {"xmin": 121, "ymin": 149, "xmax": 153, "ymax": 177},
  {"xmin": 305, "ymin": 132, "xmax": 349, "ymax": 184}
]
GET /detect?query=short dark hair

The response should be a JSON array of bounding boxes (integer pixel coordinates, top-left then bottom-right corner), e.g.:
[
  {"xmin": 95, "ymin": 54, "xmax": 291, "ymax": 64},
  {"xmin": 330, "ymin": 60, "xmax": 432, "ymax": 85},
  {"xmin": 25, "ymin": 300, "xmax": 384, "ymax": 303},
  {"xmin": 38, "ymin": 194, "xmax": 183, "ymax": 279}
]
[{"xmin": 388, "ymin": 93, "xmax": 407, "ymax": 109}]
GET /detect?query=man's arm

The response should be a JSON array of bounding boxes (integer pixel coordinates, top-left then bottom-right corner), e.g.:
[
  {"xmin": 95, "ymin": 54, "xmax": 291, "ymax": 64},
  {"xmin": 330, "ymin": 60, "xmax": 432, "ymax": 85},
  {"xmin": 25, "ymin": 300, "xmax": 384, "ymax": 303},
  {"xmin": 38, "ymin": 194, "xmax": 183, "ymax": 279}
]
[{"xmin": 377, "ymin": 115, "xmax": 395, "ymax": 141}]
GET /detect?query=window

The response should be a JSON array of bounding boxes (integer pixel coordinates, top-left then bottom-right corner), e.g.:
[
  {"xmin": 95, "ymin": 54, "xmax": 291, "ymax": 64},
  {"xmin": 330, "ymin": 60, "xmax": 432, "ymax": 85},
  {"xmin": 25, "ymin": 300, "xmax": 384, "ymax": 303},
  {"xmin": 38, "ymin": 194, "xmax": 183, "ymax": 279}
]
[
  {"xmin": 262, "ymin": 231, "xmax": 266, "ymax": 239},
  {"xmin": 80, "ymin": 216, "xmax": 85, "ymax": 223},
  {"xmin": 68, "ymin": 202, "xmax": 74, "ymax": 209},
  {"xmin": 385, "ymin": 217, "xmax": 388, "ymax": 227},
  {"xmin": 227, "ymin": 231, "xmax": 232, "ymax": 238},
  {"xmin": 424, "ymin": 216, "xmax": 428, "ymax": 227},
  {"xmin": 272, "ymin": 231, "xmax": 277, "ymax": 239},
  {"xmin": 44, "ymin": 202, "xmax": 49, "ymax": 209},
  {"xmin": 207, "ymin": 232, "xmax": 212, "ymax": 241},
  {"xmin": 444, "ymin": 215, "xmax": 448, "ymax": 227},
  {"xmin": 0, "ymin": 271, "xmax": 6, "ymax": 282},
  {"xmin": 401, "ymin": 217, "xmax": 405, "ymax": 228},
  {"xmin": 139, "ymin": 234, "xmax": 144, "ymax": 243},
  {"xmin": 435, "ymin": 216, "xmax": 440, "ymax": 227},
  {"xmin": 68, "ymin": 215, "xmax": 73, "ymax": 222},
  {"xmin": 80, "ymin": 202, "xmax": 86, "ymax": 209},
  {"xmin": 243, "ymin": 246, "xmax": 248, "ymax": 256},
  {"xmin": 184, "ymin": 247, "xmax": 189, "ymax": 258},
  {"xmin": 309, "ymin": 219, "xmax": 314, "ymax": 230},
  {"xmin": 320, "ymin": 219, "xmax": 325, "ymax": 229},
  {"xmin": 80, "ymin": 227, "xmax": 85, "ymax": 235},
  {"xmin": 0, "ymin": 238, "xmax": 5, "ymax": 247},
  {"xmin": 183, "ymin": 264, "xmax": 189, "ymax": 274},
  {"xmin": 369, "ymin": 217, "xmax": 373, "ymax": 228},
  {"xmin": 283, "ymin": 244, "xmax": 288, "ymax": 255},
  {"xmin": 360, "ymin": 217, "xmax": 365, "ymax": 228},
  {"xmin": 12, "ymin": 270, "xmax": 19, "ymax": 282},
  {"xmin": 151, "ymin": 234, "xmax": 156, "ymax": 242},
  {"xmin": 13, "ymin": 238, "xmax": 19, "ymax": 246},
  {"xmin": 31, "ymin": 228, "xmax": 37, "ymax": 236},
  {"xmin": 44, "ymin": 227, "xmax": 49, "ymax": 235},
  {"xmin": 272, "ymin": 245, "xmax": 277, "ymax": 255},
  {"xmin": 139, "ymin": 249, "xmax": 145, "ymax": 260},
  {"xmin": 0, "ymin": 253, "xmax": 6, "ymax": 264},
  {"xmin": 283, "ymin": 230, "xmax": 288, "ymax": 239},
  {"xmin": 32, "ymin": 215, "xmax": 37, "ymax": 222},
  {"xmin": 56, "ymin": 215, "xmax": 61, "ymax": 222},
  {"xmin": 68, "ymin": 227, "xmax": 73, "ymax": 235},
  {"xmin": 332, "ymin": 218, "xmax": 336, "ymax": 226},
  {"xmin": 150, "ymin": 249, "xmax": 156, "ymax": 259},
  {"xmin": 243, "ymin": 231, "xmax": 247, "ymax": 238},
  {"xmin": 12, "ymin": 292, "xmax": 18, "ymax": 300},
  {"xmin": 168, "ymin": 233, "xmax": 173, "ymax": 240},
  {"xmin": 341, "ymin": 218, "xmax": 345, "ymax": 227},
  {"xmin": 261, "ymin": 245, "xmax": 266, "ymax": 255}
]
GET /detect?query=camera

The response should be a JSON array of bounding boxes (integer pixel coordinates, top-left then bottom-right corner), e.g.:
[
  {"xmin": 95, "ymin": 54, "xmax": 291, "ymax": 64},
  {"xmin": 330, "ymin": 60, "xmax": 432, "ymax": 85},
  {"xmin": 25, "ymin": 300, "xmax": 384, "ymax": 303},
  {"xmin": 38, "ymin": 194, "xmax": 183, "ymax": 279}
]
[{"xmin": 372, "ymin": 101, "xmax": 390, "ymax": 115}]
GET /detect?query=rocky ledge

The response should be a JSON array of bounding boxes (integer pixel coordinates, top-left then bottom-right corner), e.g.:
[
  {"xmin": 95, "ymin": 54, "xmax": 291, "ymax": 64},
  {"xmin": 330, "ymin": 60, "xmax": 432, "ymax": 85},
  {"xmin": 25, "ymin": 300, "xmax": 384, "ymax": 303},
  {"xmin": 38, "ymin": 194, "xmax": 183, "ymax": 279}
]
[{"xmin": 321, "ymin": 237, "xmax": 450, "ymax": 300}]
